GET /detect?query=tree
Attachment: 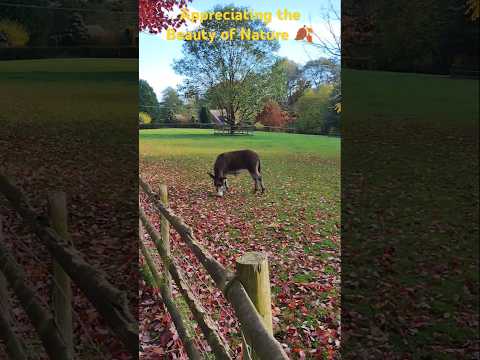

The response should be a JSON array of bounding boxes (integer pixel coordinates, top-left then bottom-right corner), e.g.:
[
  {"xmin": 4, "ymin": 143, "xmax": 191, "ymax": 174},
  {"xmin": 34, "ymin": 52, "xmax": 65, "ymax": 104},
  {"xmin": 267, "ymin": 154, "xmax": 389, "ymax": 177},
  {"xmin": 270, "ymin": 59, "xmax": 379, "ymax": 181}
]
[
  {"xmin": 273, "ymin": 59, "xmax": 309, "ymax": 106},
  {"xmin": 64, "ymin": 13, "xmax": 89, "ymax": 45},
  {"xmin": 294, "ymin": 86, "xmax": 333, "ymax": 134},
  {"xmin": 0, "ymin": 19, "xmax": 29, "ymax": 47},
  {"xmin": 302, "ymin": 58, "xmax": 340, "ymax": 88},
  {"xmin": 466, "ymin": 0, "xmax": 479, "ymax": 20},
  {"xmin": 159, "ymin": 87, "xmax": 183, "ymax": 123},
  {"xmin": 173, "ymin": 5, "xmax": 284, "ymax": 134},
  {"xmin": 1, "ymin": 0, "xmax": 53, "ymax": 46},
  {"xmin": 295, "ymin": 0, "xmax": 340, "ymax": 59},
  {"xmin": 139, "ymin": 0, "xmax": 192, "ymax": 33},
  {"xmin": 256, "ymin": 101, "xmax": 290, "ymax": 128},
  {"xmin": 199, "ymin": 106, "xmax": 212, "ymax": 124},
  {"xmin": 139, "ymin": 79, "xmax": 161, "ymax": 123}
]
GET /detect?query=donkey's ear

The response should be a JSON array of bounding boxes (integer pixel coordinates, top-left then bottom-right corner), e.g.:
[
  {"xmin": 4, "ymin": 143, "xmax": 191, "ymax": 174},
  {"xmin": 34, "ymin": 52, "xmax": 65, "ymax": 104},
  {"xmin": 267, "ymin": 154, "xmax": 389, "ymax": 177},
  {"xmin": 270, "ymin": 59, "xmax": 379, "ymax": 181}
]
[{"xmin": 207, "ymin": 172, "xmax": 215, "ymax": 179}]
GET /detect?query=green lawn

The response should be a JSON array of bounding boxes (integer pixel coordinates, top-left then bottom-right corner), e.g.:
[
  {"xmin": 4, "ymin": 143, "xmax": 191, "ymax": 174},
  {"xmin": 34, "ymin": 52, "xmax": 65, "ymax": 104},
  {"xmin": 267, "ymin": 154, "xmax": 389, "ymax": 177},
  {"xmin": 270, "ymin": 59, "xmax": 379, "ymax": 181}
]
[
  {"xmin": 141, "ymin": 128, "xmax": 340, "ymax": 157},
  {"xmin": 343, "ymin": 69, "xmax": 479, "ymax": 126},
  {"xmin": 140, "ymin": 128, "xmax": 341, "ymax": 359},
  {"xmin": 0, "ymin": 58, "xmax": 137, "ymax": 143},
  {"xmin": 342, "ymin": 69, "xmax": 478, "ymax": 358}
]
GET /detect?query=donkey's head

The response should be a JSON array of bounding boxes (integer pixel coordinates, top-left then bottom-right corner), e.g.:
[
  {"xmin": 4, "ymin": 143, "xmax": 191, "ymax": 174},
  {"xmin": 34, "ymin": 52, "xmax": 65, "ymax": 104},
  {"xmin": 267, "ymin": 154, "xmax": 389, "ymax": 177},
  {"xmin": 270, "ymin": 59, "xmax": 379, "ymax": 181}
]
[{"xmin": 208, "ymin": 172, "xmax": 226, "ymax": 197}]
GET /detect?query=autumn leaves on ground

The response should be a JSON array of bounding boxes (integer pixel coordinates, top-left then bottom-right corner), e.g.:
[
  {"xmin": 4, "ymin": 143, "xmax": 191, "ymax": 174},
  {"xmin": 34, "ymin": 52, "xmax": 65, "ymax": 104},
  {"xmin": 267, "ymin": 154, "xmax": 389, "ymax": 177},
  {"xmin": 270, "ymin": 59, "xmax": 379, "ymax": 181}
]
[
  {"xmin": 0, "ymin": 59, "xmax": 138, "ymax": 359},
  {"xmin": 139, "ymin": 129, "xmax": 341, "ymax": 359}
]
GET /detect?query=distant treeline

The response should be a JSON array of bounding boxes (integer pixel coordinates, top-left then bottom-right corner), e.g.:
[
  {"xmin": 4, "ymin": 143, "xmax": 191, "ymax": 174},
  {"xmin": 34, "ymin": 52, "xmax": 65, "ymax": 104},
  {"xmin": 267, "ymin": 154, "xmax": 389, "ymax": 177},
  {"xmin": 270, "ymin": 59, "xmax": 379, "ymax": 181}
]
[
  {"xmin": 342, "ymin": 0, "xmax": 479, "ymax": 74},
  {"xmin": 0, "ymin": 46, "xmax": 138, "ymax": 60}
]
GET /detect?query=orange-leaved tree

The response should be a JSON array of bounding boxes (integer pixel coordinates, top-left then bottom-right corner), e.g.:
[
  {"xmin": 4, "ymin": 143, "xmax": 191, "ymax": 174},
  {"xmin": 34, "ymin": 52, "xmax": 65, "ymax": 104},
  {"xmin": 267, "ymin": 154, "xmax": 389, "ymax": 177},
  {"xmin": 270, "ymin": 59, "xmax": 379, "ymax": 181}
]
[
  {"xmin": 256, "ymin": 101, "xmax": 291, "ymax": 129},
  {"xmin": 139, "ymin": 0, "xmax": 192, "ymax": 33}
]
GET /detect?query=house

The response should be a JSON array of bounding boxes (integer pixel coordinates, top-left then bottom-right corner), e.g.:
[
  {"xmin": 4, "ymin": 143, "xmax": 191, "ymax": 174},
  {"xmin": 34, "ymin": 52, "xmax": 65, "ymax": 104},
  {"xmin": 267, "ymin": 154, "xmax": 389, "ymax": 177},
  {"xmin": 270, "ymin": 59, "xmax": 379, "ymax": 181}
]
[
  {"xmin": 209, "ymin": 110, "xmax": 243, "ymax": 126},
  {"xmin": 209, "ymin": 110, "xmax": 227, "ymax": 126}
]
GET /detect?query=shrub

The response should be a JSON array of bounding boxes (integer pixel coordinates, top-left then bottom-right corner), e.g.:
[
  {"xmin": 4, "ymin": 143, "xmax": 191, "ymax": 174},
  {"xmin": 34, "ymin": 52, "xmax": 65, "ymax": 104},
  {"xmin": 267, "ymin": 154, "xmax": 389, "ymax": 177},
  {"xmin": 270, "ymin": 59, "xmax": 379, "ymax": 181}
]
[
  {"xmin": 0, "ymin": 19, "xmax": 29, "ymax": 47},
  {"xmin": 139, "ymin": 112, "xmax": 152, "ymax": 125},
  {"xmin": 199, "ymin": 106, "xmax": 212, "ymax": 124}
]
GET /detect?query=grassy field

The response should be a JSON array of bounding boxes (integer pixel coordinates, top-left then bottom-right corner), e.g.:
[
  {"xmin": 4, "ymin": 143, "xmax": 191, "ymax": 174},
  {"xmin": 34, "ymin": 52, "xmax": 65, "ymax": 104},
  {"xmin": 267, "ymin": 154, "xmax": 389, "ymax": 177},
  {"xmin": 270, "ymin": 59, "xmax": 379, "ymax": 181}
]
[
  {"xmin": 342, "ymin": 69, "xmax": 478, "ymax": 358},
  {"xmin": 139, "ymin": 129, "xmax": 341, "ymax": 359},
  {"xmin": 344, "ymin": 69, "xmax": 479, "ymax": 125},
  {"xmin": 0, "ymin": 58, "xmax": 137, "ymax": 143}
]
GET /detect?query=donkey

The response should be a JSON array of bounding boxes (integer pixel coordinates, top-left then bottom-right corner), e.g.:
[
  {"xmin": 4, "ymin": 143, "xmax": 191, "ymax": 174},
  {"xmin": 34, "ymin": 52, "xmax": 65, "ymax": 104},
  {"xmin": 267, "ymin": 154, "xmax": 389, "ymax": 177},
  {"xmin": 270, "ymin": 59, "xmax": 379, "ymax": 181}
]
[{"xmin": 208, "ymin": 150, "xmax": 265, "ymax": 197}]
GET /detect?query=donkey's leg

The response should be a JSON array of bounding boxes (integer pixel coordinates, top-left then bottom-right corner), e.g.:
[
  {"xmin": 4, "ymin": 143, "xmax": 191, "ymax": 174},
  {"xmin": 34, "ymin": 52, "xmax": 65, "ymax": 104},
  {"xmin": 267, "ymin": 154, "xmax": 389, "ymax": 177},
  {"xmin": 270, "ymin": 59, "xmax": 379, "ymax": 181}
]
[
  {"xmin": 254, "ymin": 162, "xmax": 265, "ymax": 194},
  {"xmin": 250, "ymin": 171, "xmax": 259, "ymax": 193},
  {"xmin": 224, "ymin": 178, "xmax": 229, "ymax": 191},
  {"xmin": 259, "ymin": 175, "xmax": 265, "ymax": 193}
]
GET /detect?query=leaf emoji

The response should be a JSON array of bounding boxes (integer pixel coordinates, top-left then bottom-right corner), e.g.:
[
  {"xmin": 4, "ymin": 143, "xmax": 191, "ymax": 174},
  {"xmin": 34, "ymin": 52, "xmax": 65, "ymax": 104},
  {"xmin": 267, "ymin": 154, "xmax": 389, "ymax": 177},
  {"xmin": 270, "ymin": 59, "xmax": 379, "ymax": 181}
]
[{"xmin": 295, "ymin": 27, "xmax": 307, "ymax": 40}]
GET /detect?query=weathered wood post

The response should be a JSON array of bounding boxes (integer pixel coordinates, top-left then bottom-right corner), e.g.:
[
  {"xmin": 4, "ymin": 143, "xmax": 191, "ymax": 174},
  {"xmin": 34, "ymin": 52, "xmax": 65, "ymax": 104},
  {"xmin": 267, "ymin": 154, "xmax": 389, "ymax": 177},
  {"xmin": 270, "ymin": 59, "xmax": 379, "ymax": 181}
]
[
  {"xmin": 159, "ymin": 184, "xmax": 172, "ymax": 297},
  {"xmin": 139, "ymin": 219, "xmax": 156, "ymax": 288},
  {"xmin": 0, "ymin": 218, "xmax": 27, "ymax": 360},
  {"xmin": 48, "ymin": 191, "xmax": 74, "ymax": 358},
  {"xmin": 236, "ymin": 252, "xmax": 273, "ymax": 359}
]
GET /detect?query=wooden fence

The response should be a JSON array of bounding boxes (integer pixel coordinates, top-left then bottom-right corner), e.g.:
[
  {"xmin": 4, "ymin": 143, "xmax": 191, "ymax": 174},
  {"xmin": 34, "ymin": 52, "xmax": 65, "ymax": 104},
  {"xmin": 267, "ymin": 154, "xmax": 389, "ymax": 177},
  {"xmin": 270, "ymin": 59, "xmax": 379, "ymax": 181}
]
[
  {"xmin": 213, "ymin": 125, "xmax": 255, "ymax": 136},
  {"xmin": 139, "ymin": 123, "xmax": 336, "ymax": 136},
  {"xmin": 139, "ymin": 177, "xmax": 290, "ymax": 360},
  {"xmin": 0, "ymin": 175, "xmax": 138, "ymax": 359}
]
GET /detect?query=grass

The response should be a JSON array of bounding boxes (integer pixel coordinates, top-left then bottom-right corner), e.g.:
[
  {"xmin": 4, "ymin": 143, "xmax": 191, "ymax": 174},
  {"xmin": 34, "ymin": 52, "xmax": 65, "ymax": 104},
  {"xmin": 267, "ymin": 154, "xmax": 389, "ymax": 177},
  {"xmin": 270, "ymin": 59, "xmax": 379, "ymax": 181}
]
[
  {"xmin": 140, "ymin": 128, "xmax": 341, "ymax": 358},
  {"xmin": 140, "ymin": 128, "xmax": 340, "ymax": 158},
  {"xmin": 0, "ymin": 58, "xmax": 137, "ymax": 143},
  {"xmin": 342, "ymin": 69, "xmax": 479, "ymax": 357},
  {"xmin": 140, "ymin": 128, "xmax": 340, "ymax": 232},
  {"xmin": 343, "ymin": 69, "xmax": 479, "ymax": 125}
]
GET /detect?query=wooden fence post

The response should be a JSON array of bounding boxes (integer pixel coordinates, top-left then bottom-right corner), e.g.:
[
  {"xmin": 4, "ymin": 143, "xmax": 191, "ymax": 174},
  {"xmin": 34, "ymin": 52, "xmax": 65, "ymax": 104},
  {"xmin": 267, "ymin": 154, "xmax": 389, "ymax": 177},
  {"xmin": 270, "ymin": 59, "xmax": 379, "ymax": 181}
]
[
  {"xmin": 159, "ymin": 184, "xmax": 172, "ymax": 297},
  {"xmin": 0, "ymin": 218, "xmax": 27, "ymax": 360},
  {"xmin": 236, "ymin": 252, "xmax": 273, "ymax": 360},
  {"xmin": 48, "ymin": 191, "xmax": 74, "ymax": 358}
]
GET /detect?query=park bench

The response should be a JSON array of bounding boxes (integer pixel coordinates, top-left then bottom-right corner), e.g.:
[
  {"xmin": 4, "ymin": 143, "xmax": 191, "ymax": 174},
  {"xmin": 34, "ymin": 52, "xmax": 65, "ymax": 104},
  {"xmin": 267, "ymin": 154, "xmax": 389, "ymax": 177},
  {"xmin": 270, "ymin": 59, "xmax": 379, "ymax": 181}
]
[{"xmin": 213, "ymin": 125, "xmax": 254, "ymax": 135}]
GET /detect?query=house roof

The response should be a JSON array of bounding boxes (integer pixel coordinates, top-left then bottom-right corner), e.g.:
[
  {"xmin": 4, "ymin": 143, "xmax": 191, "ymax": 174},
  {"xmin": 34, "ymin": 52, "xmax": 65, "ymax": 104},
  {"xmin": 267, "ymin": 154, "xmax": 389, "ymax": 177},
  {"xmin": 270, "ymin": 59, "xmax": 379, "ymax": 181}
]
[
  {"xmin": 209, "ymin": 109, "xmax": 242, "ymax": 125},
  {"xmin": 209, "ymin": 109, "xmax": 226, "ymax": 125}
]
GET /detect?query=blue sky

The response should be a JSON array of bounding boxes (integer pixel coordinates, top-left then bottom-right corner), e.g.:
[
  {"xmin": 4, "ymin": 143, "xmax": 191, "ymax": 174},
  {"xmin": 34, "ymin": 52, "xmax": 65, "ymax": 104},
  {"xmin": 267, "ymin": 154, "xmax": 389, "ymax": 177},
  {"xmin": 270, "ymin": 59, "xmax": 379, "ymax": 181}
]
[{"xmin": 139, "ymin": 0, "xmax": 340, "ymax": 99}]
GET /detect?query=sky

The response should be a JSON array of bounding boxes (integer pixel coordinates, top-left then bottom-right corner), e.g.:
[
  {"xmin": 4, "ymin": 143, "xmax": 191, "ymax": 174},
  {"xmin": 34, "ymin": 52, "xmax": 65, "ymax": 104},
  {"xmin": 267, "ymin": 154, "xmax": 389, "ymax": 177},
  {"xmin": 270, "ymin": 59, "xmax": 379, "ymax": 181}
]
[{"xmin": 139, "ymin": 0, "xmax": 340, "ymax": 100}]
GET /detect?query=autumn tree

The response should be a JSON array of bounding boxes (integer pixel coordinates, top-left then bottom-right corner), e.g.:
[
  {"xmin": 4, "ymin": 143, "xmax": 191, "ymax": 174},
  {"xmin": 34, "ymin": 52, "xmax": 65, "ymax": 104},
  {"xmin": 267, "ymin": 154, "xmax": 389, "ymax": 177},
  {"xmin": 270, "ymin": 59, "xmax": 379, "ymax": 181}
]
[
  {"xmin": 174, "ymin": 5, "xmax": 285, "ymax": 134},
  {"xmin": 139, "ymin": 0, "xmax": 192, "ymax": 33},
  {"xmin": 256, "ymin": 101, "xmax": 290, "ymax": 129}
]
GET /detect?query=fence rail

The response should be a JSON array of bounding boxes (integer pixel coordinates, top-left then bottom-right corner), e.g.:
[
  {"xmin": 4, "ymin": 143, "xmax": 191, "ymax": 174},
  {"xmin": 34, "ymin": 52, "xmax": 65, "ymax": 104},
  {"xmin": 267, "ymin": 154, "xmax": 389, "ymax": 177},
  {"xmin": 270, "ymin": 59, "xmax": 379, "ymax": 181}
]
[
  {"xmin": 0, "ymin": 175, "xmax": 138, "ymax": 358},
  {"xmin": 139, "ymin": 177, "xmax": 289, "ymax": 360}
]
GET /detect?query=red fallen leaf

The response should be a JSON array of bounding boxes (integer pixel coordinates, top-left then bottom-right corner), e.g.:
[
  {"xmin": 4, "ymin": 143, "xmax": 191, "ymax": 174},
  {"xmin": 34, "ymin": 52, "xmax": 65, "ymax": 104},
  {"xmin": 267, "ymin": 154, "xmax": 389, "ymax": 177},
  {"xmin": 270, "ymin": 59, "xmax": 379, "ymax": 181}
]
[
  {"xmin": 306, "ymin": 34, "xmax": 313, "ymax": 43},
  {"xmin": 295, "ymin": 27, "xmax": 307, "ymax": 40}
]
